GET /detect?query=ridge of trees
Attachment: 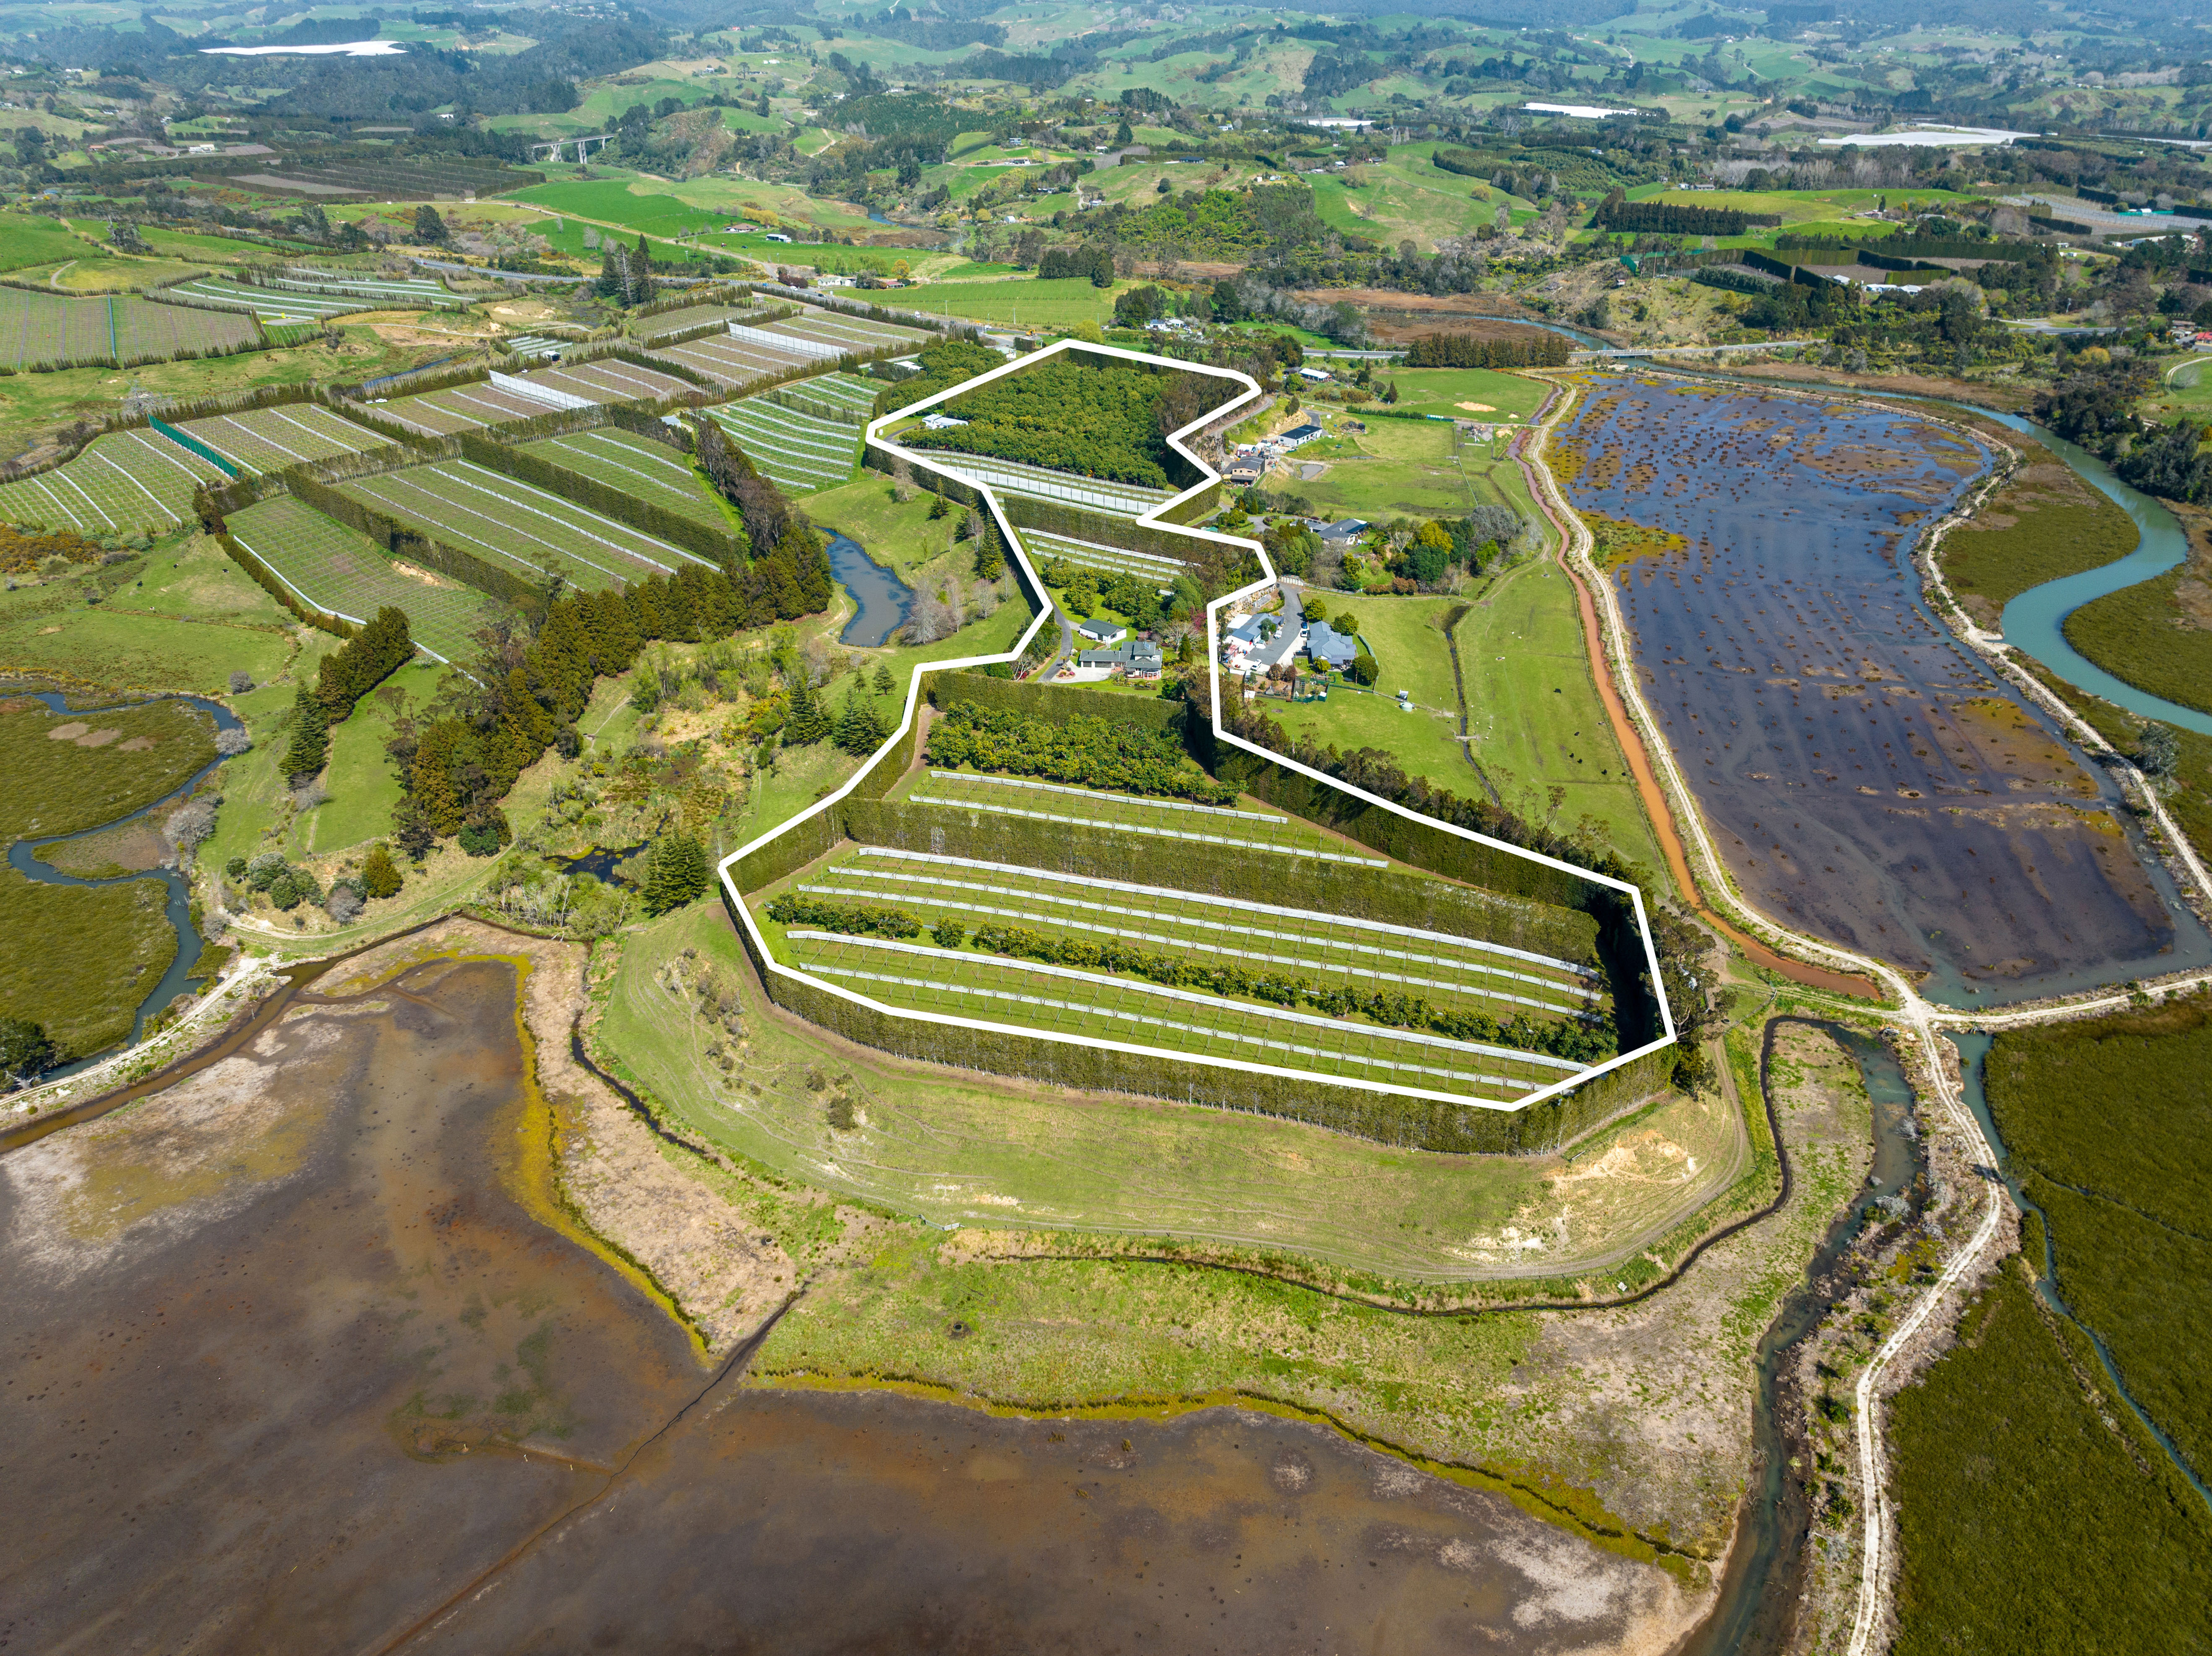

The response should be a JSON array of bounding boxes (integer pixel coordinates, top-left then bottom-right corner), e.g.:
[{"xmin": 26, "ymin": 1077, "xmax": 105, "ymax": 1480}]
[{"xmin": 926, "ymin": 701, "xmax": 1234, "ymax": 802}]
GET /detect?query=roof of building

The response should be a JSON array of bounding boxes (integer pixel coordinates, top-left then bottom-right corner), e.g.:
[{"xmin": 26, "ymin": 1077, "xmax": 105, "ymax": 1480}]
[
  {"xmin": 1079, "ymin": 639, "xmax": 1164, "ymax": 668},
  {"xmin": 1074, "ymin": 616, "xmax": 1128, "ymax": 642},
  {"xmin": 1306, "ymin": 620, "xmax": 1356, "ymax": 667},
  {"xmin": 1318, "ymin": 517, "xmax": 1368, "ymax": 541}
]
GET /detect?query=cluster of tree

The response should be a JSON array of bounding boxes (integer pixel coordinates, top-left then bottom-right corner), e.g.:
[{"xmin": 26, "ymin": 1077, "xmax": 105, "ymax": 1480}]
[
  {"xmin": 391, "ymin": 559, "xmax": 818, "ymax": 858},
  {"xmin": 1592, "ymin": 191, "xmax": 1753, "ymax": 237},
  {"xmin": 1208, "ymin": 272, "xmax": 1369, "ymax": 346},
  {"xmin": 1403, "ymin": 331, "xmax": 1572, "ymax": 368},
  {"xmin": 1732, "ymin": 273, "xmax": 1865, "ymax": 336},
  {"xmin": 925, "ymin": 702, "xmax": 1234, "ymax": 803},
  {"xmin": 1039, "ymin": 244, "xmax": 1116, "ymax": 284},
  {"xmin": 907, "ymin": 357, "xmax": 1223, "ymax": 489},
  {"xmin": 317, "ymin": 606, "xmax": 413, "ymax": 720},
  {"xmin": 870, "ymin": 336, "xmax": 1002, "ymax": 420},
  {"xmin": 642, "ymin": 831, "xmax": 711, "ymax": 914},
  {"xmin": 766, "ymin": 892, "xmax": 924, "ymax": 939},
  {"xmin": 1087, "ymin": 185, "xmax": 1336, "ymax": 267},
  {"xmin": 1, "ymin": 1013, "xmax": 60, "ymax": 1080},
  {"xmin": 2115, "ymin": 418, "xmax": 2212, "ymax": 504},
  {"xmin": 694, "ymin": 416, "xmax": 834, "ymax": 614},
  {"xmin": 1038, "ymin": 555, "xmax": 1177, "ymax": 631},
  {"xmin": 595, "ymin": 232, "xmax": 662, "ymax": 307},
  {"xmin": 2032, "ymin": 359, "xmax": 2155, "ymax": 453},
  {"xmin": 232, "ymin": 851, "xmax": 324, "ymax": 912}
]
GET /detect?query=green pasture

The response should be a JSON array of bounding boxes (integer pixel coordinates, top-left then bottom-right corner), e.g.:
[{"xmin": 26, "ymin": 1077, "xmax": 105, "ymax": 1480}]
[
  {"xmin": 0, "ymin": 577, "xmax": 297, "ymax": 695},
  {"xmin": 1382, "ymin": 367, "xmax": 1551, "ymax": 422},
  {"xmin": 600, "ymin": 901, "xmax": 1736, "ymax": 1280},
  {"xmin": 1288, "ymin": 417, "xmax": 1524, "ymax": 522},
  {"xmin": 1458, "ymin": 559, "xmax": 1665, "ymax": 881},
  {"xmin": 806, "ymin": 476, "xmax": 960, "ymax": 586},
  {"xmin": 1307, "ymin": 144, "xmax": 1503, "ymax": 253},
  {"xmin": 0, "ymin": 326, "xmax": 443, "ymax": 459},
  {"xmin": 0, "ymin": 211, "xmax": 93, "ymax": 273},
  {"xmin": 884, "ymin": 277, "xmax": 1124, "ymax": 331}
]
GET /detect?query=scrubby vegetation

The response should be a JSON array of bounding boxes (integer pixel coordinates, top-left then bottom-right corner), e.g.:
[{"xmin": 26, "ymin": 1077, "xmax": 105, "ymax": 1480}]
[
  {"xmin": 1891, "ymin": 1252, "xmax": 2212, "ymax": 1656},
  {"xmin": 925, "ymin": 700, "xmax": 1232, "ymax": 803},
  {"xmin": 1982, "ymin": 995, "xmax": 2212, "ymax": 1484},
  {"xmin": 2063, "ymin": 569, "xmax": 2212, "ymax": 717}
]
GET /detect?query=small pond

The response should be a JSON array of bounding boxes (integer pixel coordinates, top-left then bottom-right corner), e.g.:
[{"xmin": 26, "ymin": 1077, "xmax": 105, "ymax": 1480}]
[{"xmin": 827, "ymin": 529, "xmax": 914, "ymax": 649}]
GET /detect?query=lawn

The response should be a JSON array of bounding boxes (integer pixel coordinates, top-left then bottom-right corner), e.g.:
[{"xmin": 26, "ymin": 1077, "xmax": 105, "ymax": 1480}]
[
  {"xmin": 1263, "ymin": 593, "xmax": 1475, "ymax": 790},
  {"xmin": 805, "ymin": 475, "xmax": 956, "ymax": 585},
  {"xmin": 0, "ymin": 211, "xmax": 94, "ymax": 273},
  {"xmin": 300, "ymin": 659, "xmax": 443, "ymax": 854}
]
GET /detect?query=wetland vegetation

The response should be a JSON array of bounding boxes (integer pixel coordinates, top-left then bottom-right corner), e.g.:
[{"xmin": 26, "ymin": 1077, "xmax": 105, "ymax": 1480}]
[{"xmin": 1937, "ymin": 439, "xmax": 2141, "ymax": 632}]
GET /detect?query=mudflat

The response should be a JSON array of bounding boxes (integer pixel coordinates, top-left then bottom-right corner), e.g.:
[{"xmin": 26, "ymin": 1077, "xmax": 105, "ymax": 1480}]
[
  {"xmin": 0, "ymin": 949, "xmax": 1692, "ymax": 1655},
  {"xmin": 1561, "ymin": 376, "xmax": 2177, "ymax": 995}
]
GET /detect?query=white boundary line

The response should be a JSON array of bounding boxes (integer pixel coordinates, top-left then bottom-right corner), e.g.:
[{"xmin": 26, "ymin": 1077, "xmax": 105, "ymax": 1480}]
[{"xmin": 713, "ymin": 339, "xmax": 1674, "ymax": 1113}]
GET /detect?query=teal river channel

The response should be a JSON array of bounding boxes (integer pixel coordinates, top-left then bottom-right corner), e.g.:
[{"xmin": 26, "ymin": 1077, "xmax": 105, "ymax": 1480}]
[{"xmin": 1982, "ymin": 413, "xmax": 2212, "ymax": 737}]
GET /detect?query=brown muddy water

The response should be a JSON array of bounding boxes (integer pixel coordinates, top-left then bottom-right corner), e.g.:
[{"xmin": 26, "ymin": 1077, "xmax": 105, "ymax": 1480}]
[
  {"xmin": 0, "ymin": 956, "xmax": 1688, "ymax": 1655},
  {"xmin": 1560, "ymin": 376, "xmax": 2207, "ymax": 1005}
]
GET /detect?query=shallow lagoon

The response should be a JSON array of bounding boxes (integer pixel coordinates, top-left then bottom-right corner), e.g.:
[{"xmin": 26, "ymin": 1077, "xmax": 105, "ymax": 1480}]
[{"xmin": 1560, "ymin": 375, "xmax": 2202, "ymax": 1002}]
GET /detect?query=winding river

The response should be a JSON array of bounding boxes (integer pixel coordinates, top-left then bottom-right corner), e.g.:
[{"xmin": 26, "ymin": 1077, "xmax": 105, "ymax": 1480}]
[{"xmin": 6, "ymin": 689, "xmax": 242, "ymax": 1071}]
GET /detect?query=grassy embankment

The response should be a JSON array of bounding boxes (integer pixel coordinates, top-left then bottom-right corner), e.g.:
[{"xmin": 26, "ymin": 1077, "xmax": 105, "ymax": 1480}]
[
  {"xmin": 585, "ymin": 905, "xmax": 1867, "ymax": 1570},
  {"xmin": 0, "ymin": 693, "xmax": 215, "ymax": 1057},
  {"xmin": 1892, "ymin": 997, "xmax": 2212, "ymax": 1650},
  {"xmin": 1939, "ymin": 437, "xmax": 2140, "ymax": 630}
]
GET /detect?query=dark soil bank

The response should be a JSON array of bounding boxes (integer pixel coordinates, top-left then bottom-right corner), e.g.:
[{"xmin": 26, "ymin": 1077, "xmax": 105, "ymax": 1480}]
[
  {"xmin": 1562, "ymin": 377, "xmax": 2183, "ymax": 1000},
  {"xmin": 0, "ymin": 957, "xmax": 1685, "ymax": 1656}
]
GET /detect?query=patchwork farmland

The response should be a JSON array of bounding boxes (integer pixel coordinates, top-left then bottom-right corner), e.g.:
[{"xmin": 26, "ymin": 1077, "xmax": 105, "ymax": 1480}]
[
  {"xmin": 1, "ymin": 289, "xmax": 258, "ymax": 369},
  {"xmin": 366, "ymin": 358, "xmax": 696, "ymax": 435},
  {"xmin": 646, "ymin": 328, "xmax": 821, "ymax": 390},
  {"xmin": 704, "ymin": 394, "xmax": 863, "ymax": 494},
  {"xmin": 224, "ymin": 495, "xmax": 509, "ymax": 668},
  {"xmin": 756, "ymin": 832, "xmax": 1609, "ymax": 1108},
  {"xmin": 628, "ymin": 303, "xmax": 760, "ymax": 343},
  {"xmin": 768, "ymin": 308, "xmax": 932, "ymax": 355},
  {"xmin": 274, "ymin": 269, "xmax": 462, "ymax": 308},
  {"xmin": 774, "ymin": 371, "xmax": 879, "ymax": 420},
  {"xmin": 913, "ymin": 448, "xmax": 1175, "ymax": 518},
  {"xmin": 1016, "ymin": 525, "xmax": 1191, "ymax": 580},
  {"xmin": 160, "ymin": 276, "xmax": 373, "ymax": 325},
  {"xmin": 518, "ymin": 427, "xmax": 729, "ymax": 530},
  {"xmin": 171, "ymin": 403, "xmax": 385, "ymax": 474},
  {"xmin": 0, "ymin": 428, "xmax": 227, "ymax": 531},
  {"xmin": 334, "ymin": 459, "xmax": 709, "ymax": 593}
]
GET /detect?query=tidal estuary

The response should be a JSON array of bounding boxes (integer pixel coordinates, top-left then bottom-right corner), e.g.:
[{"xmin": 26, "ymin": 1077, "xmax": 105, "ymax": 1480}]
[
  {"xmin": 1560, "ymin": 374, "xmax": 2207, "ymax": 1003},
  {"xmin": 0, "ymin": 951, "xmax": 1691, "ymax": 1654}
]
